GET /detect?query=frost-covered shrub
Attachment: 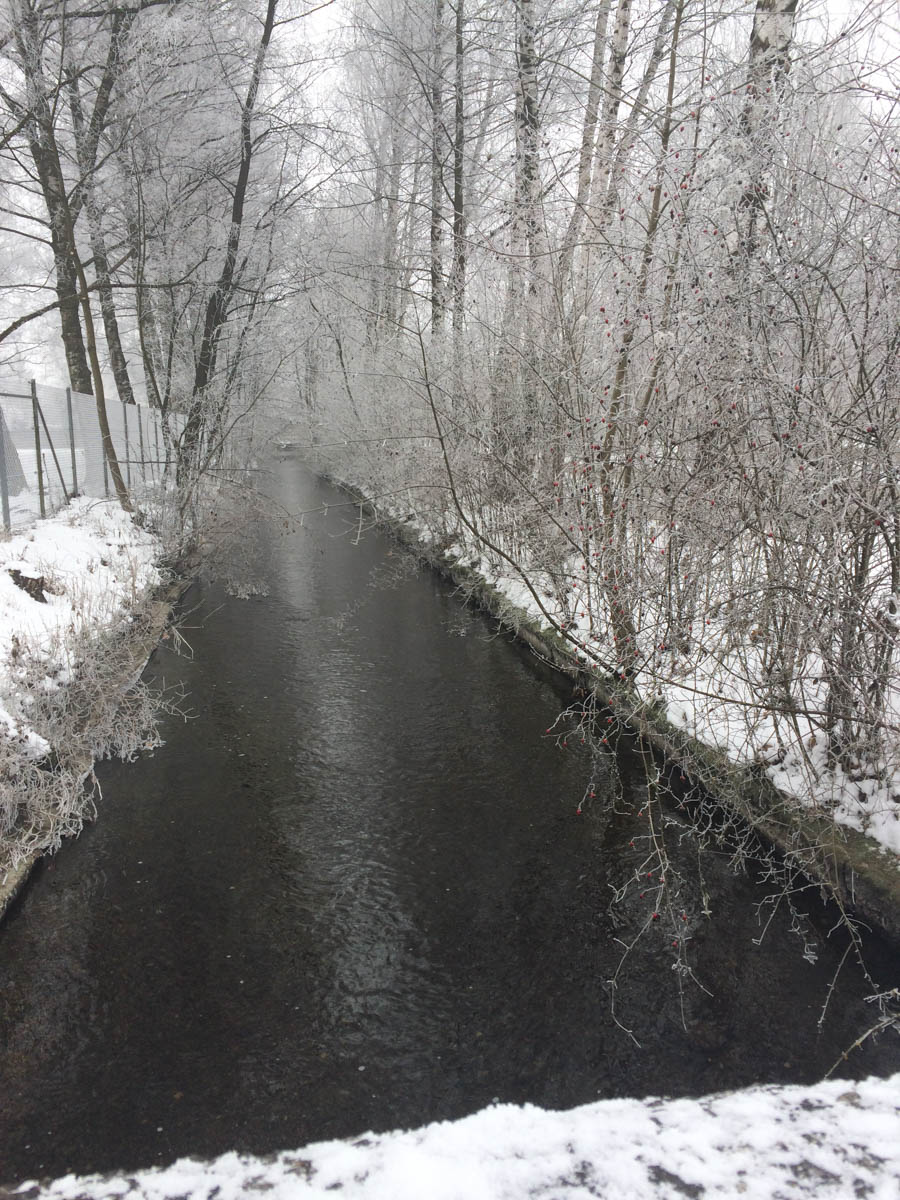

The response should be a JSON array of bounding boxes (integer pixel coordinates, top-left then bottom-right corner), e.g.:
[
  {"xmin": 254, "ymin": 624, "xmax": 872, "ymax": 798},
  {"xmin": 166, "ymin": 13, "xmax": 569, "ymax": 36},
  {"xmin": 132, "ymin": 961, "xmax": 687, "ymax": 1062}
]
[{"xmin": 0, "ymin": 606, "xmax": 178, "ymax": 874}]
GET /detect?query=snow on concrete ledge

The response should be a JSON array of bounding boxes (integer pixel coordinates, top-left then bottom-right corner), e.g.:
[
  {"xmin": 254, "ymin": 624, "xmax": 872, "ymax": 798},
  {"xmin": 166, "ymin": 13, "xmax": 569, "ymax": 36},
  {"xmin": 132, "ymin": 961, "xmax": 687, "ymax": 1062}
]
[{"xmin": 12, "ymin": 1073, "xmax": 900, "ymax": 1200}]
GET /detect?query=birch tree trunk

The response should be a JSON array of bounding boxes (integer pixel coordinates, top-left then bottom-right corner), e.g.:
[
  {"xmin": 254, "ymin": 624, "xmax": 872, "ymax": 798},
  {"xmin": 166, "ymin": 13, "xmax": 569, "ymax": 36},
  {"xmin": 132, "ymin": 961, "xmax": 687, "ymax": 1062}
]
[
  {"xmin": 732, "ymin": 0, "xmax": 798, "ymax": 256},
  {"xmin": 430, "ymin": 0, "xmax": 446, "ymax": 333},
  {"xmin": 449, "ymin": 0, "xmax": 466, "ymax": 339},
  {"xmin": 495, "ymin": 0, "xmax": 548, "ymax": 441},
  {"xmin": 557, "ymin": 0, "xmax": 612, "ymax": 290},
  {"xmin": 588, "ymin": 0, "xmax": 632, "ymax": 229}
]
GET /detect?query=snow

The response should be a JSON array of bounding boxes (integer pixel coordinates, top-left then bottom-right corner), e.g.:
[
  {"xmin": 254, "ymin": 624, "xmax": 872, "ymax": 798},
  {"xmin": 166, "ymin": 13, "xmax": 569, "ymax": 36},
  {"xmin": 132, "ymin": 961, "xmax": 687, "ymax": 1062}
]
[
  {"xmin": 19, "ymin": 1072, "xmax": 900, "ymax": 1199},
  {"xmin": 770, "ymin": 748, "xmax": 900, "ymax": 858},
  {"xmin": 0, "ymin": 497, "xmax": 162, "ymax": 759}
]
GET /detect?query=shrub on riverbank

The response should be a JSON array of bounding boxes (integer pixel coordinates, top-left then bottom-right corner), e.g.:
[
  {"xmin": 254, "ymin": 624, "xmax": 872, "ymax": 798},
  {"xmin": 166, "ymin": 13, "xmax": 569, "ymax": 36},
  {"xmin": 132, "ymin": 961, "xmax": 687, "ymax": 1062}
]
[{"xmin": 0, "ymin": 499, "xmax": 169, "ymax": 876}]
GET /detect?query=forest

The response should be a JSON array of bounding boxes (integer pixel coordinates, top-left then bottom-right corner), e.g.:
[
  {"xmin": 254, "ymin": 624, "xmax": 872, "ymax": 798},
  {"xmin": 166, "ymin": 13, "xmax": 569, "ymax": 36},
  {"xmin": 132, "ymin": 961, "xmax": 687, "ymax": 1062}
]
[{"xmin": 1, "ymin": 0, "xmax": 898, "ymax": 877}]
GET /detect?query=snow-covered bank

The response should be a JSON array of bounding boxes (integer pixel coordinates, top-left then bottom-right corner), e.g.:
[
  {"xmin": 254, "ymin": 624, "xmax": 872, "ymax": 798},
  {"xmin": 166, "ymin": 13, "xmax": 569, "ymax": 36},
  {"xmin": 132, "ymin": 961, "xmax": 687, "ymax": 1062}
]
[
  {"xmin": 1, "ymin": 498, "xmax": 162, "ymax": 748},
  {"xmin": 0, "ymin": 498, "xmax": 166, "ymax": 885},
  {"xmin": 13, "ymin": 1073, "xmax": 900, "ymax": 1199}
]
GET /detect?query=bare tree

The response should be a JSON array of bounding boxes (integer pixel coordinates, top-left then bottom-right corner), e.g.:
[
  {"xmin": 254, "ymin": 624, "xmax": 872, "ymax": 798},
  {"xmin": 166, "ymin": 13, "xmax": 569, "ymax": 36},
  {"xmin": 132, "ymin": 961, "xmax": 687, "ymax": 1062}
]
[{"xmin": 178, "ymin": 0, "xmax": 280, "ymax": 487}]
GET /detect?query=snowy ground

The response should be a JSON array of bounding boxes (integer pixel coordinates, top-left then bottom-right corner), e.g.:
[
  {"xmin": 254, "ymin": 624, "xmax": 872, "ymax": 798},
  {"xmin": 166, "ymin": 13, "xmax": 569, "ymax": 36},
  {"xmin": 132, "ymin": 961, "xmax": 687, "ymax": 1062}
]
[
  {"xmin": 0, "ymin": 497, "xmax": 164, "ymax": 879},
  {"xmin": 0, "ymin": 497, "xmax": 162, "ymax": 763},
  {"xmin": 13, "ymin": 1073, "xmax": 900, "ymax": 1199}
]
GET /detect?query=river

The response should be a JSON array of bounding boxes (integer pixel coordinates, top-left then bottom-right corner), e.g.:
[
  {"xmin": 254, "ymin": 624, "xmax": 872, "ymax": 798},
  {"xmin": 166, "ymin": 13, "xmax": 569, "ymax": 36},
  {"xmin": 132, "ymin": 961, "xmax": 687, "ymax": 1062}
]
[{"xmin": 1, "ymin": 458, "xmax": 898, "ymax": 1184}]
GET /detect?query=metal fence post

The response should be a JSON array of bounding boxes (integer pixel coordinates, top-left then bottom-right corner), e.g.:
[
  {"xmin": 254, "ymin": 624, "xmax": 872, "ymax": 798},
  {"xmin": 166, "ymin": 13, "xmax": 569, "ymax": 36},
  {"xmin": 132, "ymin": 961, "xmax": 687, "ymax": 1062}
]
[
  {"xmin": 122, "ymin": 401, "xmax": 132, "ymax": 488},
  {"xmin": 30, "ymin": 379, "xmax": 45, "ymax": 519},
  {"xmin": 137, "ymin": 405, "xmax": 146, "ymax": 484},
  {"xmin": 66, "ymin": 386, "xmax": 78, "ymax": 495},
  {"xmin": 0, "ymin": 406, "xmax": 10, "ymax": 531}
]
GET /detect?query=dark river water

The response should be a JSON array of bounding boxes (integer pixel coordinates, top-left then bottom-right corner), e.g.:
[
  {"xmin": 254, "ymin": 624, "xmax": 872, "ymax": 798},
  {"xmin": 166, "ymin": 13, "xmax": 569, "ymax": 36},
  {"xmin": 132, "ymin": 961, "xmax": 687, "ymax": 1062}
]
[{"xmin": 1, "ymin": 459, "xmax": 898, "ymax": 1185}]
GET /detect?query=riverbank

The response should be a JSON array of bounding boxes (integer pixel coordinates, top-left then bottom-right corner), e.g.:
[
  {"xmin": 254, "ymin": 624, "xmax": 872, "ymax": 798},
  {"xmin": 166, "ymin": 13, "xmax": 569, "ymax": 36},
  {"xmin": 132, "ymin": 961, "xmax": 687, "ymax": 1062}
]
[
  {"xmin": 328, "ymin": 479, "xmax": 900, "ymax": 949},
  {"xmin": 9, "ymin": 1070, "xmax": 899, "ymax": 1199},
  {"xmin": 0, "ymin": 497, "xmax": 187, "ymax": 921}
]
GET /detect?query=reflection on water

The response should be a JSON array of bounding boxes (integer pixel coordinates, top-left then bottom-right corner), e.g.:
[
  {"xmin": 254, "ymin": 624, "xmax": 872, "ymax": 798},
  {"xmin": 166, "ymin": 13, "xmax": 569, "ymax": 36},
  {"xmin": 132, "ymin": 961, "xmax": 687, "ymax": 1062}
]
[{"xmin": 0, "ymin": 458, "xmax": 898, "ymax": 1185}]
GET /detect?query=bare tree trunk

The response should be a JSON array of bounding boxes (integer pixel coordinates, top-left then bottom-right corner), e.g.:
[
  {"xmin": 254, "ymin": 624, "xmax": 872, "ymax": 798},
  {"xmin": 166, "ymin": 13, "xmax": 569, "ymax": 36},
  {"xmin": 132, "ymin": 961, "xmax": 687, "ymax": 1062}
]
[
  {"xmin": 597, "ymin": 0, "xmax": 685, "ymax": 673},
  {"xmin": 510, "ymin": 0, "xmax": 548, "ymax": 435},
  {"xmin": 54, "ymin": 249, "xmax": 94, "ymax": 394},
  {"xmin": 396, "ymin": 152, "xmax": 423, "ymax": 330},
  {"xmin": 491, "ymin": 0, "xmax": 546, "ymax": 447},
  {"xmin": 56, "ymin": 195, "xmax": 132, "ymax": 510},
  {"xmin": 367, "ymin": 143, "xmax": 388, "ymax": 343},
  {"xmin": 3, "ymin": 1, "xmax": 134, "ymax": 397},
  {"xmin": 449, "ymin": 0, "xmax": 465, "ymax": 338},
  {"xmin": 514, "ymin": 0, "xmax": 541, "ymax": 267},
  {"xmin": 557, "ymin": 0, "xmax": 611, "ymax": 289},
  {"xmin": 382, "ymin": 128, "xmax": 403, "ymax": 330},
  {"xmin": 588, "ymin": 0, "xmax": 632, "ymax": 227},
  {"xmin": 180, "ymin": 0, "xmax": 279, "ymax": 485},
  {"xmin": 77, "ymin": 256, "xmax": 131, "ymax": 511},
  {"xmin": 732, "ymin": 0, "xmax": 798, "ymax": 256},
  {"xmin": 600, "ymin": 0, "xmax": 678, "ymax": 220},
  {"xmin": 430, "ymin": 0, "xmax": 446, "ymax": 332},
  {"xmin": 67, "ymin": 32, "xmax": 137, "ymax": 406},
  {"xmin": 123, "ymin": 172, "xmax": 167, "ymax": 413},
  {"xmin": 20, "ymin": 130, "xmax": 93, "ymax": 393},
  {"xmin": 92, "ymin": 220, "xmax": 136, "ymax": 402}
]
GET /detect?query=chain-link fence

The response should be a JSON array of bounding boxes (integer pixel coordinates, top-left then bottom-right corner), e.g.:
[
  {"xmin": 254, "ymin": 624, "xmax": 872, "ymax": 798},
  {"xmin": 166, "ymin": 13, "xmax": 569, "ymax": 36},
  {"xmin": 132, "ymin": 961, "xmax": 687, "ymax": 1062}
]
[{"xmin": 0, "ymin": 378, "xmax": 183, "ymax": 531}]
